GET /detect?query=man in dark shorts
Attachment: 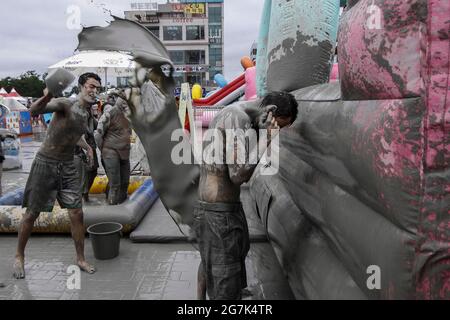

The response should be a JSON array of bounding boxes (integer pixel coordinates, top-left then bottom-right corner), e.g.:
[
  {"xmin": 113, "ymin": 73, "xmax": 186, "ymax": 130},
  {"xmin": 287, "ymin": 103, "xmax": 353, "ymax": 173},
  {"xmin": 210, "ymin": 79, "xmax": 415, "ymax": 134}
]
[
  {"xmin": 195, "ymin": 91, "xmax": 298, "ymax": 299},
  {"xmin": 13, "ymin": 72, "xmax": 101, "ymax": 279}
]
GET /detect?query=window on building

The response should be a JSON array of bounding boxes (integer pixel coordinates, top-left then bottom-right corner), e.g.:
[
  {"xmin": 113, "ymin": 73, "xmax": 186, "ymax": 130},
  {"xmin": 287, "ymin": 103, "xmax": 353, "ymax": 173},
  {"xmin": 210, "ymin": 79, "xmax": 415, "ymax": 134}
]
[
  {"xmin": 169, "ymin": 50, "xmax": 184, "ymax": 65},
  {"xmin": 146, "ymin": 26, "xmax": 160, "ymax": 39},
  {"xmin": 163, "ymin": 26, "xmax": 182, "ymax": 41},
  {"xmin": 117, "ymin": 77, "xmax": 131, "ymax": 88},
  {"xmin": 186, "ymin": 73, "xmax": 205, "ymax": 86},
  {"xmin": 186, "ymin": 25, "xmax": 205, "ymax": 40},
  {"xmin": 208, "ymin": 6, "xmax": 222, "ymax": 24},
  {"xmin": 209, "ymin": 25, "xmax": 222, "ymax": 44},
  {"xmin": 185, "ymin": 50, "xmax": 205, "ymax": 65},
  {"xmin": 173, "ymin": 72, "xmax": 184, "ymax": 88},
  {"xmin": 209, "ymin": 47, "xmax": 223, "ymax": 68}
]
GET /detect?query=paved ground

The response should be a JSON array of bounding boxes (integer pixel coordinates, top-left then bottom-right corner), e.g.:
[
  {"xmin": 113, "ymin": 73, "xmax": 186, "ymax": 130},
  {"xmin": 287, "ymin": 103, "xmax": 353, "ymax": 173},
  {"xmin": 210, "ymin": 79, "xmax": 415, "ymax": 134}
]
[
  {"xmin": 0, "ymin": 129, "xmax": 295, "ymax": 300},
  {"xmin": 0, "ymin": 236, "xmax": 293, "ymax": 300}
]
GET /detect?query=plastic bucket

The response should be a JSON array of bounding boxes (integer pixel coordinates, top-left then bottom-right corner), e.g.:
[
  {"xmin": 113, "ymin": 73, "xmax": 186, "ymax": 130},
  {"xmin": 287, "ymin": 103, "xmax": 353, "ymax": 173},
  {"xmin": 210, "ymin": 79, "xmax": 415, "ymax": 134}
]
[{"xmin": 87, "ymin": 222, "xmax": 123, "ymax": 260}]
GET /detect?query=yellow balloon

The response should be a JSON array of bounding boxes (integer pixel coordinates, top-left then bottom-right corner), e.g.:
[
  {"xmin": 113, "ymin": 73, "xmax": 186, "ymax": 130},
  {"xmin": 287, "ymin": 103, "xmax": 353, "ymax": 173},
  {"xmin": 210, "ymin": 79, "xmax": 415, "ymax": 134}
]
[{"xmin": 192, "ymin": 84, "xmax": 202, "ymax": 99}]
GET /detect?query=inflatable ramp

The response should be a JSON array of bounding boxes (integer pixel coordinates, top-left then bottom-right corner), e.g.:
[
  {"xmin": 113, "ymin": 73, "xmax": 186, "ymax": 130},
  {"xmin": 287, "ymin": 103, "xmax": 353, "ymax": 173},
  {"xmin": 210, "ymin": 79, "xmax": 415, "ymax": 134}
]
[
  {"xmin": 0, "ymin": 179, "xmax": 157, "ymax": 233},
  {"xmin": 130, "ymin": 186, "xmax": 267, "ymax": 243}
]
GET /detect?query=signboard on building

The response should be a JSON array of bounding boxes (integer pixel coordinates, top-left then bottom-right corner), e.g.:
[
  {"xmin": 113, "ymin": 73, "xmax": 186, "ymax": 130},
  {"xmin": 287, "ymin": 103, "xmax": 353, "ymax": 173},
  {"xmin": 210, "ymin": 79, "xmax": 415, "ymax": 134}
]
[
  {"xmin": 146, "ymin": 16, "xmax": 160, "ymax": 23},
  {"xmin": 132, "ymin": 12, "xmax": 159, "ymax": 23},
  {"xmin": 180, "ymin": 0, "xmax": 223, "ymax": 3},
  {"xmin": 184, "ymin": 3, "xmax": 205, "ymax": 14},
  {"xmin": 130, "ymin": 2, "xmax": 158, "ymax": 11},
  {"xmin": 164, "ymin": 65, "xmax": 209, "ymax": 73},
  {"xmin": 173, "ymin": 18, "xmax": 194, "ymax": 23},
  {"xmin": 159, "ymin": 2, "xmax": 205, "ymax": 14}
]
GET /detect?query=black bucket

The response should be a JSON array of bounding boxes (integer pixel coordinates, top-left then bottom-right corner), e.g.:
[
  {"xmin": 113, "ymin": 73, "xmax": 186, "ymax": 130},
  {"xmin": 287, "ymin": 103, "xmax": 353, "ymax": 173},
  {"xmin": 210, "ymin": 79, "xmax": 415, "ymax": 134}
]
[{"xmin": 87, "ymin": 222, "xmax": 123, "ymax": 260}]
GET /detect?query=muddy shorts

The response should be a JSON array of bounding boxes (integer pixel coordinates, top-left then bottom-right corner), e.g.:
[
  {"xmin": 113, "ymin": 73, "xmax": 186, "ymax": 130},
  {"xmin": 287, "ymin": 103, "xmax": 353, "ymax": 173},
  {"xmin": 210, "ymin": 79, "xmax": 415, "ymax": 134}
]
[
  {"xmin": 22, "ymin": 153, "xmax": 81, "ymax": 213},
  {"xmin": 193, "ymin": 201, "xmax": 250, "ymax": 300}
]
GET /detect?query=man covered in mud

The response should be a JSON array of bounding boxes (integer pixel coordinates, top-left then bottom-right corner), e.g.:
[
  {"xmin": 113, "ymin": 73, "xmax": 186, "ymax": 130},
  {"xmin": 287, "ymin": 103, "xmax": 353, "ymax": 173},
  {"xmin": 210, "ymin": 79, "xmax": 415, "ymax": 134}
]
[
  {"xmin": 195, "ymin": 91, "xmax": 298, "ymax": 299},
  {"xmin": 94, "ymin": 91, "xmax": 132, "ymax": 205},
  {"xmin": 13, "ymin": 72, "xmax": 101, "ymax": 279},
  {"xmin": 74, "ymin": 96, "xmax": 99, "ymax": 203}
]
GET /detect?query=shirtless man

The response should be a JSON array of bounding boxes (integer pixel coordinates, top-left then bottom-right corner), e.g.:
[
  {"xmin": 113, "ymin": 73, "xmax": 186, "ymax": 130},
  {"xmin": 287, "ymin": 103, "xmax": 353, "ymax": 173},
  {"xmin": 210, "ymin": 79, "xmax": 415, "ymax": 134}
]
[
  {"xmin": 195, "ymin": 91, "xmax": 298, "ymax": 299},
  {"xmin": 13, "ymin": 72, "xmax": 101, "ymax": 279}
]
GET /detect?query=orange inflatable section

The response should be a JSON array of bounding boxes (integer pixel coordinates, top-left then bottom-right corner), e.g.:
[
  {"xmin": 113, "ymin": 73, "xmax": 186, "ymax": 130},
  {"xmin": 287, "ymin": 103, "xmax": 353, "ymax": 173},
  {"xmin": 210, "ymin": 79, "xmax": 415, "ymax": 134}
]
[{"xmin": 240, "ymin": 56, "xmax": 255, "ymax": 70}]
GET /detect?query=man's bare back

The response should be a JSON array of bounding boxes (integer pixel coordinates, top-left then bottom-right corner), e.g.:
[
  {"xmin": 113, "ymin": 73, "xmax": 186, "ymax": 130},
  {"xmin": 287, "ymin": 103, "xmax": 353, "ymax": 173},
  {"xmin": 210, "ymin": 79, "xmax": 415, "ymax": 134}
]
[{"xmin": 198, "ymin": 102, "xmax": 265, "ymax": 203}]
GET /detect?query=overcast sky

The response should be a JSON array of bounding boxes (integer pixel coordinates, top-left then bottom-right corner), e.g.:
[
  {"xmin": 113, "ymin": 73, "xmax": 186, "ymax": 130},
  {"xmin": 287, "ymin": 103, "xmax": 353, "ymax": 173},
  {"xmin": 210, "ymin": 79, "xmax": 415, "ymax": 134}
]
[{"xmin": 0, "ymin": 0, "xmax": 263, "ymax": 81}]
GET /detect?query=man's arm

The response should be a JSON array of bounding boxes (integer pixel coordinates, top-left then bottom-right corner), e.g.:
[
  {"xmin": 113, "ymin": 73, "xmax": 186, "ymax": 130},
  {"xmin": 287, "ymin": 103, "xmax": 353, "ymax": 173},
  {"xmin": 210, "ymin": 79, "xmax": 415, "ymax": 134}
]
[
  {"xmin": 227, "ymin": 112, "xmax": 279, "ymax": 185},
  {"xmin": 77, "ymin": 135, "xmax": 94, "ymax": 168},
  {"xmin": 29, "ymin": 89, "xmax": 69, "ymax": 117},
  {"xmin": 93, "ymin": 109, "xmax": 111, "ymax": 150}
]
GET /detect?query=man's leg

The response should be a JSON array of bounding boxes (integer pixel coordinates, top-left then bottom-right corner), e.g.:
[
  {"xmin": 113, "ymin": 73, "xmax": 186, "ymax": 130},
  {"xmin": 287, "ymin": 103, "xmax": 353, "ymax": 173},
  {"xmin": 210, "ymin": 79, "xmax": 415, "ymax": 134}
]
[
  {"xmin": 0, "ymin": 162, "xmax": 3, "ymax": 197},
  {"xmin": 74, "ymin": 155, "xmax": 88, "ymax": 201},
  {"xmin": 119, "ymin": 159, "xmax": 130, "ymax": 204},
  {"xmin": 13, "ymin": 209, "xmax": 40, "ymax": 279},
  {"xmin": 103, "ymin": 156, "xmax": 121, "ymax": 205},
  {"xmin": 197, "ymin": 261, "xmax": 207, "ymax": 300},
  {"xmin": 68, "ymin": 208, "xmax": 95, "ymax": 274},
  {"xmin": 86, "ymin": 168, "xmax": 97, "ymax": 194},
  {"xmin": 82, "ymin": 168, "xmax": 97, "ymax": 202}
]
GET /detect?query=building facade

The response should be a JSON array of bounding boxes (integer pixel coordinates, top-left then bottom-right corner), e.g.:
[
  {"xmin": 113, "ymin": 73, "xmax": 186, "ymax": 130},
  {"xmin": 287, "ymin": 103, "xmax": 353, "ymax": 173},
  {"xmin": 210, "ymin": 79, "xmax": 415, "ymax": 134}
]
[{"xmin": 124, "ymin": 0, "xmax": 224, "ymax": 90}]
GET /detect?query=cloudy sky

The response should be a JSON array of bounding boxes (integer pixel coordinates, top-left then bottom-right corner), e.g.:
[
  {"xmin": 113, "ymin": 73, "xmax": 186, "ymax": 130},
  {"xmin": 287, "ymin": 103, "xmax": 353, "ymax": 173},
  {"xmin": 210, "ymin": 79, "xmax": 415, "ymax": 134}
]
[{"xmin": 0, "ymin": 0, "xmax": 263, "ymax": 81}]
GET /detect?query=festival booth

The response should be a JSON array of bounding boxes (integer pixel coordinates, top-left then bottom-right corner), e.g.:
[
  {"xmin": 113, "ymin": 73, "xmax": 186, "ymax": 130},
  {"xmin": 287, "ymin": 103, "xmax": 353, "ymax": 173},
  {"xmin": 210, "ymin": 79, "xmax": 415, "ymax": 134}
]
[{"xmin": 0, "ymin": 97, "xmax": 32, "ymax": 136}]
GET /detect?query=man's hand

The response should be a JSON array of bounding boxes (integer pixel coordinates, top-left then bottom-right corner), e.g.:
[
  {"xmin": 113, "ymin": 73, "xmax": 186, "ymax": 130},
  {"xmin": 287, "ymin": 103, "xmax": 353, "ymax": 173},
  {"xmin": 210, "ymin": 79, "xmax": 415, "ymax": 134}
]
[
  {"xmin": 86, "ymin": 146, "xmax": 94, "ymax": 169},
  {"xmin": 124, "ymin": 63, "xmax": 148, "ymax": 117},
  {"xmin": 265, "ymin": 111, "xmax": 280, "ymax": 142},
  {"xmin": 43, "ymin": 88, "xmax": 53, "ymax": 99}
]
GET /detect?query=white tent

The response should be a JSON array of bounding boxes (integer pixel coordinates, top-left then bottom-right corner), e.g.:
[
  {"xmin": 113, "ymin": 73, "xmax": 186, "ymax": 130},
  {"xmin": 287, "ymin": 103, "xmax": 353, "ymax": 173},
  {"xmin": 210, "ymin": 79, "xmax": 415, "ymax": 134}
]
[
  {"xmin": 0, "ymin": 97, "xmax": 28, "ymax": 111},
  {"xmin": 49, "ymin": 50, "xmax": 136, "ymax": 88}
]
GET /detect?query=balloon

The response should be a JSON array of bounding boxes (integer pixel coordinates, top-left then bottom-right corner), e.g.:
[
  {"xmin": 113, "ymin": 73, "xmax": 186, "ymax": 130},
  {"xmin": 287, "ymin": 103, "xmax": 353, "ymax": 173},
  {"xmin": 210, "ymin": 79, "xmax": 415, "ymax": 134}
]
[
  {"xmin": 191, "ymin": 83, "xmax": 203, "ymax": 99},
  {"xmin": 241, "ymin": 56, "xmax": 255, "ymax": 70},
  {"xmin": 214, "ymin": 73, "xmax": 228, "ymax": 88}
]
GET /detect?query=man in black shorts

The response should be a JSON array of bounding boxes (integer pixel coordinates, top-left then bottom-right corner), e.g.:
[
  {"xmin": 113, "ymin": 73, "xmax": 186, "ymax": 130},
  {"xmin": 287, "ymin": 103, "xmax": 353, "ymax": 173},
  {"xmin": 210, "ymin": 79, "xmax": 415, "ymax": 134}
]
[
  {"xmin": 13, "ymin": 72, "xmax": 101, "ymax": 279},
  {"xmin": 195, "ymin": 91, "xmax": 298, "ymax": 299}
]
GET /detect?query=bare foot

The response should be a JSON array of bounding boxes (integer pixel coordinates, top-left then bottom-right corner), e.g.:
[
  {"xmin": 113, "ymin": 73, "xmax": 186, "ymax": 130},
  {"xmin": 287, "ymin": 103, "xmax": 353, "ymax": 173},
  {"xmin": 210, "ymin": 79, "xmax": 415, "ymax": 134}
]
[
  {"xmin": 13, "ymin": 257, "xmax": 25, "ymax": 279},
  {"xmin": 77, "ymin": 260, "xmax": 96, "ymax": 274},
  {"xmin": 241, "ymin": 288, "xmax": 253, "ymax": 297}
]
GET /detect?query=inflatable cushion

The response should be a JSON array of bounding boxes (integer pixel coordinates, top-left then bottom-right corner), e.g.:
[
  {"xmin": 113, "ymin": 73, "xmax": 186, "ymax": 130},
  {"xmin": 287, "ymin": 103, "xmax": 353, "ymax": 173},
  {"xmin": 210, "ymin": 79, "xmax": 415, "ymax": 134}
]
[
  {"xmin": 338, "ymin": 0, "xmax": 427, "ymax": 100},
  {"xmin": 265, "ymin": 0, "xmax": 340, "ymax": 92}
]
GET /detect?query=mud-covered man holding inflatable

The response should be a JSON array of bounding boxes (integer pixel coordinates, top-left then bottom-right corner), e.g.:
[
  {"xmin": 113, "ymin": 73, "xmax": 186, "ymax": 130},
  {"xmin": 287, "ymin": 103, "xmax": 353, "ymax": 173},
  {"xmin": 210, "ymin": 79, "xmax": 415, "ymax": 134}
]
[{"xmin": 195, "ymin": 91, "xmax": 298, "ymax": 299}]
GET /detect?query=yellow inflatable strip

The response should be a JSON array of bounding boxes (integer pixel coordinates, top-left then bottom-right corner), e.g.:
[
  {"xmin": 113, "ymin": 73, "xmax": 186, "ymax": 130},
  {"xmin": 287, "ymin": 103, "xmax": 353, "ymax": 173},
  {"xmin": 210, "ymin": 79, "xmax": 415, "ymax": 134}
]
[
  {"xmin": 89, "ymin": 175, "xmax": 150, "ymax": 194},
  {"xmin": 0, "ymin": 206, "xmax": 134, "ymax": 233}
]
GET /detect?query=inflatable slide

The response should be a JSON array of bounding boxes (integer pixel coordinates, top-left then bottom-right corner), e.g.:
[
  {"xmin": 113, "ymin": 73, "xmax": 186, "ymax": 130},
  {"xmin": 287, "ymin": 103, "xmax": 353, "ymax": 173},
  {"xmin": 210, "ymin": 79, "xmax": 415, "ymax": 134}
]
[{"xmin": 193, "ymin": 73, "xmax": 245, "ymax": 107}]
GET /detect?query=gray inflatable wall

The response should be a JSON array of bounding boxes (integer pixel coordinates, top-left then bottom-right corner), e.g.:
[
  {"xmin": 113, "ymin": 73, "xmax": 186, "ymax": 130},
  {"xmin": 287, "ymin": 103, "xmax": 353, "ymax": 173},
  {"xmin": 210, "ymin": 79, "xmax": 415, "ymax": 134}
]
[{"xmin": 247, "ymin": 0, "xmax": 449, "ymax": 299}]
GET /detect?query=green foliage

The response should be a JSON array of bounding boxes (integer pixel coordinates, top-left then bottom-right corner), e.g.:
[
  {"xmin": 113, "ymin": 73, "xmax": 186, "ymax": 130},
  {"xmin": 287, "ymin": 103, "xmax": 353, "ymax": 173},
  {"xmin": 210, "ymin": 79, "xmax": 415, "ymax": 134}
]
[{"xmin": 0, "ymin": 71, "xmax": 46, "ymax": 98}]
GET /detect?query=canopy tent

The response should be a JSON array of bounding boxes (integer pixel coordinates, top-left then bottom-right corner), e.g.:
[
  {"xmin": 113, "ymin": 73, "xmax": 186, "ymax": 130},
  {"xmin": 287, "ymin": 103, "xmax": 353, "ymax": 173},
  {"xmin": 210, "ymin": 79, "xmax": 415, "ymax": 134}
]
[
  {"xmin": 48, "ymin": 50, "xmax": 136, "ymax": 88},
  {"xmin": 0, "ymin": 88, "xmax": 27, "ymax": 106},
  {"xmin": 0, "ymin": 97, "xmax": 27, "ymax": 111},
  {"xmin": 7, "ymin": 88, "xmax": 21, "ymax": 97}
]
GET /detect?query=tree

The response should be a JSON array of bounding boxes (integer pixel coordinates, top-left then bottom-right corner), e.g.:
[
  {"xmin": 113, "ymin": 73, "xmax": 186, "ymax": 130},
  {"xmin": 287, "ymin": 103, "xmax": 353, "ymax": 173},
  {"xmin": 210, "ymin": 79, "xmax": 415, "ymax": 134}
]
[{"xmin": 0, "ymin": 71, "xmax": 46, "ymax": 98}]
